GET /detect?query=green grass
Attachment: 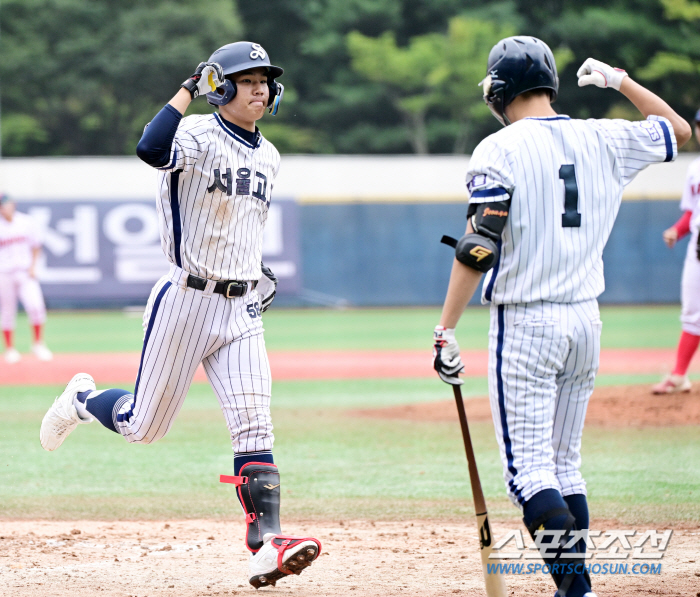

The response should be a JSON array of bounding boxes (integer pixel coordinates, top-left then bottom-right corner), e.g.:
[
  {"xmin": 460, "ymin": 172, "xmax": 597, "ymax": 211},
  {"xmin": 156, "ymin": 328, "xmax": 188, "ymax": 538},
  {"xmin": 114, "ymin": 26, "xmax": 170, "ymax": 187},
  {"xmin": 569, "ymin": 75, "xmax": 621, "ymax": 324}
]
[
  {"xmin": 7, "ymin": 304, "xmax": 687, "ymax": 353},
  {"xmin": 2, "ymin": 305, "xmax": 696, "ymax": 523},
  {"xmin": 1, "ymin": 379, "xmax": 698, "ymax": 523}
]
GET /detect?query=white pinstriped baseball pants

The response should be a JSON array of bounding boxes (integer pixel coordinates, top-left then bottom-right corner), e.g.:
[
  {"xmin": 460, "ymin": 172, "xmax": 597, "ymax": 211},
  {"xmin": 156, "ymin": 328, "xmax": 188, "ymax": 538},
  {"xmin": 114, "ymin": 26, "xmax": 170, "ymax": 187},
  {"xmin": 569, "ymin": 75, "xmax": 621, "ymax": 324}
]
[
  {"xmin": 114, "ymin": 264, "xmax": 273, "ymax": 453},
  {"xmin": 488, "ymin": 299, "xmax": 601, "ymax": 508},
  {"xmin": 0, "ymin": 270, "xmax": 47, "ymax": 330}
]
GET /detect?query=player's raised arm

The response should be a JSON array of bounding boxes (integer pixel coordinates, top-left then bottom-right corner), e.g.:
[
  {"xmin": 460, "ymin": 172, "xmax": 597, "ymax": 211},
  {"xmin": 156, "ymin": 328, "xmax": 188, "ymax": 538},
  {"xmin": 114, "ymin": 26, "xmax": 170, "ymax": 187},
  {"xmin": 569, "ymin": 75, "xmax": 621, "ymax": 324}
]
[
  {"xmin": 135, "ymin": 62, "xmax": 223, "ymax": 168},
  {"xmin": 577, "ymin": 58, "xmax": 692, "ymax": 147}
]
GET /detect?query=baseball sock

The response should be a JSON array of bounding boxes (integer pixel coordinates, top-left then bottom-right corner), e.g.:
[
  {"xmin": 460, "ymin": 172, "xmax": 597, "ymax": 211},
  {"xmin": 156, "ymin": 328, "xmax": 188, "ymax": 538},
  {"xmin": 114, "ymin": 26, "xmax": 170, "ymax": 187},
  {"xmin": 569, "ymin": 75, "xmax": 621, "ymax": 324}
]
[
  {"xmin": 234, "ymin": 451, "xmax": 274, "ymax": 476},
  {"xmin": 672, "ymin": 331, "xmax": 700, "ymax": 376},
  {"xmin": 523, "ymin": 488, "xmax": 591, "ymax": 597},
  {"xmin": 76, "ymin": 389, "xmax": 132, "ymax": 434},
  {"xmin": 3, "ymin": 330, "xmax": 12, "ymax": 349},
  {"xmin": 564, "ymin": 493, "xmax": 589, "ymax": 554},
  {"xmin": 33, "ymin": 324, "xmax": 42, "ymax": 343}
]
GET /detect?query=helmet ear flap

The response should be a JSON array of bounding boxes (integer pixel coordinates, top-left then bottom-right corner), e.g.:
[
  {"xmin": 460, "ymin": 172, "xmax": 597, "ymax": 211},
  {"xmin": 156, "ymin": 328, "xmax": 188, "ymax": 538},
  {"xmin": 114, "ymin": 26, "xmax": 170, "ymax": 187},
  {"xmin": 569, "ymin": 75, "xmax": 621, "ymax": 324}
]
[
  {"xmin": 267, "ymin": 81, "xmax": 284, "ymax": 115},
  {"xmin": 207, "ymin": 79, "xmax": 237, "ymax": 106},
  {"xmin": 206, "ymin": 75, "xmax": 284, "ymax": 113}
]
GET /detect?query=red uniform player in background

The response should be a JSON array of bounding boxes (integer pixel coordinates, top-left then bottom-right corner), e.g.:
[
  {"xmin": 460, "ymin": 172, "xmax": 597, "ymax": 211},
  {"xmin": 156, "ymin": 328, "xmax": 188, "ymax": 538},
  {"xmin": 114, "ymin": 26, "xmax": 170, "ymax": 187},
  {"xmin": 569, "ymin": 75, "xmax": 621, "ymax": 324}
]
[
  {"xmin": 652, "ymin": 109, "xmax": 700, "ymax": 393},
  {"xmin": 0, "ymin": 193, "xmax": 53, "ymax": 364}
]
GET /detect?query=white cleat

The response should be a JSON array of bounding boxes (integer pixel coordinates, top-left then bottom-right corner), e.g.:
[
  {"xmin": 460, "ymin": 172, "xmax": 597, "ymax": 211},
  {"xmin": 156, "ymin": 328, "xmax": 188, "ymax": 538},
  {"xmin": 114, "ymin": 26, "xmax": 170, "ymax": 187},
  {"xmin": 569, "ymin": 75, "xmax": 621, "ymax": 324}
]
[
  {"xmin": 4, "ymin": 347, "xmax": 21, "ymax": 364},
  {"xmin": 40, "ymin": 373, "xmax": 95, "ymax": 451},
  {"xmin": 651, "ymin": 374, "xmax": 691, "ymax": 395},
  {"xmin": 249, "ymin": 533, "xmax": 321, "ymax": 589},
  {"xmin": 32, "ymin": 342, "xmax": 53, "ymax": 361}
]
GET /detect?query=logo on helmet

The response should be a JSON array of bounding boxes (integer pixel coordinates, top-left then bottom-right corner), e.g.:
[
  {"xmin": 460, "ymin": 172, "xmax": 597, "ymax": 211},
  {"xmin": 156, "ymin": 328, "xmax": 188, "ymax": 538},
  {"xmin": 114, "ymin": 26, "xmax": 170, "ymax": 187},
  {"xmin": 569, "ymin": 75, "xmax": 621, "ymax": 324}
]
[{"xmin": 250, "ymin": 43, "xmax": 266, "ymax": 60}]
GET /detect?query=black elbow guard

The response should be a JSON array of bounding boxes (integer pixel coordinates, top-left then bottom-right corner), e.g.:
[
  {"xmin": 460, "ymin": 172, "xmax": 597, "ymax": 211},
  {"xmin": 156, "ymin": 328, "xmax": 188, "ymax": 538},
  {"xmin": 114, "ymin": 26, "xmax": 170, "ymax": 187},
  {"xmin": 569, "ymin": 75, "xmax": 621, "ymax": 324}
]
[
  {"xmin": 455, "ymin": 199, "xmax": 509, "ymax": 272},
  {"xmin": 466, "ymin": 200, "xmax": 510, "ymax": 242},
  {"xmin": 455, "ymin": 233, "xmax": 499, "ymax": 272}
]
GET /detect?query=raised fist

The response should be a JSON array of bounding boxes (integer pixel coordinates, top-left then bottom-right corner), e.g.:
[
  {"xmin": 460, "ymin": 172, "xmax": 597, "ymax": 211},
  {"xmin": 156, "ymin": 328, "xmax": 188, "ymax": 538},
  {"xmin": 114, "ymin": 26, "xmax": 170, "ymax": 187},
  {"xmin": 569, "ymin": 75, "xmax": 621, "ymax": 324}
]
[
  {"xmin": 577, "ymin": 58, "xmax": 628, "ymax": 91},
  {"xmin": 180, "ymin": 62, "xmax": 224, "ymax": 99}
]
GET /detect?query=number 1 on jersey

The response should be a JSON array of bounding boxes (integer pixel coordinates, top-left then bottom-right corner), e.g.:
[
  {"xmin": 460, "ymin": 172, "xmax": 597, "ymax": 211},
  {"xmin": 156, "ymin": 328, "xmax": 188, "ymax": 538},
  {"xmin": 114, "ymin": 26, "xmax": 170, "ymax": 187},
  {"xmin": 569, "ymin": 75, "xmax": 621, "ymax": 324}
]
[{"xmin": 559, "ymin": 164, "xmax": 581, "ymax": 228}]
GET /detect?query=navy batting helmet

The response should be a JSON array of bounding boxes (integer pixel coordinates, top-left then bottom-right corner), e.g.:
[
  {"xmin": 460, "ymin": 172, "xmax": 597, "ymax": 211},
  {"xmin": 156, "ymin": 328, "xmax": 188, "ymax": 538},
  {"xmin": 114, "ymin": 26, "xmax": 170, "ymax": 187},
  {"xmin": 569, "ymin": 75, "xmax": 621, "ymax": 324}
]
[
  {"xmin": 481, "ymin": 36, "xmax": 558, "ymax": 126},
  {"xmin": 206, "ymin": 41, "xmax": 285, "ymax": 115}
]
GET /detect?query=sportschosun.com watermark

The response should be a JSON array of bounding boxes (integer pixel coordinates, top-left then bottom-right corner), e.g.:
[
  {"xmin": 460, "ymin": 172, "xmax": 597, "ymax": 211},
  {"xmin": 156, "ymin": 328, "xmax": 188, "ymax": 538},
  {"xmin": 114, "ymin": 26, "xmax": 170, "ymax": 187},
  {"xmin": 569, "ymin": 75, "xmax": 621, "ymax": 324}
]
[{"xmin": 485, "ymin": 529, "xmax": 672, "ymax": 576}]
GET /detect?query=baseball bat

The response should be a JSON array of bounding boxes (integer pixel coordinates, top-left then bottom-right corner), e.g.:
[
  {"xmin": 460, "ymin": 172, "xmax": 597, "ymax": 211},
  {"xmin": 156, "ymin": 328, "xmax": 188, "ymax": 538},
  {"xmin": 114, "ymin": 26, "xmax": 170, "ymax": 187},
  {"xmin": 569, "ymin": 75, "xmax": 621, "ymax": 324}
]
[{"xmin": 452, "ymin": 384, "xmax": 507, "ymax": 597}]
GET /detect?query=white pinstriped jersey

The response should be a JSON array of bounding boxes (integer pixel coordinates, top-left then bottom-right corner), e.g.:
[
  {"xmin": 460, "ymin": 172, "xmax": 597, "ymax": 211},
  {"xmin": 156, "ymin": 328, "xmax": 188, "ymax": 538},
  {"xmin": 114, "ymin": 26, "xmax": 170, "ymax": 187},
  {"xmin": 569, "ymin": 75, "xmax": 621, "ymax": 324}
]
[
  {"xmin": 680, "ymin": 156, "xmax": 700, "ymax": 234},
  {"xmin": 467, "ymin": 115, "xmax": 677, "ymax": 305},
  {"xmin": 156, "ymin": 113, "xmax": 280, "ymax": 281},
  {"xmin": 0, "ymin": 212, "xmax": 41, "ymax": 273}
]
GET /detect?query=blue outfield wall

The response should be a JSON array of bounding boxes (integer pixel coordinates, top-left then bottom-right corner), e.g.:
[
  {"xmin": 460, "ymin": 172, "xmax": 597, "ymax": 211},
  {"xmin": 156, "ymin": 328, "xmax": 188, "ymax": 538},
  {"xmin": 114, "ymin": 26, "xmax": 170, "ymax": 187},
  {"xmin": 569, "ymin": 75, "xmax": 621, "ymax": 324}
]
[{"xmin": 299, "ymin": 200, "xmax": 689, "ymax": 306}]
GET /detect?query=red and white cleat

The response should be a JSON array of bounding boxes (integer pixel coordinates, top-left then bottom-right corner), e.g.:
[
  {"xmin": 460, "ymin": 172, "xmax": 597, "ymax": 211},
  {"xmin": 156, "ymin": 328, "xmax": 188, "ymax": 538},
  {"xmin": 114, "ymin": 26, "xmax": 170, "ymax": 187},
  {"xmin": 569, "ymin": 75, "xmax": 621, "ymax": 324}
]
[
  {"xmin": 248, "ymin": 533, "xmax": 321, "ymax": 589},
  {"xmin": 651, "ymin": 374, "xmax": 691, "ymax": 395}
]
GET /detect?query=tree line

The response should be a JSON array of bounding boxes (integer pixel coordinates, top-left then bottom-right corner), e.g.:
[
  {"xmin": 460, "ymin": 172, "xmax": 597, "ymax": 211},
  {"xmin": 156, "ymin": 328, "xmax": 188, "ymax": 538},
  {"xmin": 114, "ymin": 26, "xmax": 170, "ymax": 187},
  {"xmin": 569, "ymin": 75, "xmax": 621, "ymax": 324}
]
[{"xmin": 1, "ymin": 0, "xmax": 699, "ymax": 157}]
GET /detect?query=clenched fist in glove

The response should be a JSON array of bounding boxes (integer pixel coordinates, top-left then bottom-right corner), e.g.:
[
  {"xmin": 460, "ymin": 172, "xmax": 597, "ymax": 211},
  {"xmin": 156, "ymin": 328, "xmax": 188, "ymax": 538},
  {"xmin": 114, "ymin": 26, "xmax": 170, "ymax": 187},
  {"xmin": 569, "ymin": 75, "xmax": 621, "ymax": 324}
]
[
  {"xmin": 577, "ymin": 58, "xmax": 628, "ymax": 91},
  {"xmin": 433, "ymin": 325, "xmax": 465, "ymax": 385},
  {"xmin": 181, "ymin": 62, "xmax": 224, "ymax": 99},
  {"xmin": 258, "ymin": 262, "xmax": 278, "ymax": 313}
]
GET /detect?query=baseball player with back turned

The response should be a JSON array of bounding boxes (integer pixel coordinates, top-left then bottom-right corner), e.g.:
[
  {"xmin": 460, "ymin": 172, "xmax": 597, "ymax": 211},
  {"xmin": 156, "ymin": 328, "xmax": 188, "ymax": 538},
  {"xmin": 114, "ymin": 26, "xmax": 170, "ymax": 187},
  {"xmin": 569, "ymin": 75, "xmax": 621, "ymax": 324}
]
[
  {"xmin": 433, "ymin": 37, "xmax": 690, "ymax": 597},
  {"xmin": 652, "ymin": 108, "xmax": 700, "ymax": 394},
  {"xmin": 0, "ymin": 193, "xmax": 53, "ymax": 364},
  {"xmin": 39, "ymin": 42, "xmax": 321, "ymax": 589}
]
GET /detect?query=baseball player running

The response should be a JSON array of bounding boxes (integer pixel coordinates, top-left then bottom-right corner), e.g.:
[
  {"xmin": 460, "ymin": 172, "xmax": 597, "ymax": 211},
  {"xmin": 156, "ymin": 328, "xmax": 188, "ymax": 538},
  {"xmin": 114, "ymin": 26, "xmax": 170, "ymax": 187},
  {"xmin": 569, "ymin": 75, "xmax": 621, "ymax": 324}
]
[
  {"xmin": 652, "ymin": 108, "xmax": 700, "ymax": 394},
  {"xmin": 0, "ymin": 193, "xmax": 53, "ymax": 364},
  {"xmin": 39, "ymin": 42, "xmax": 320, "ymax": 588},
  {"xmin": 433, "ymin": 37, "xmax": 690, "ymax": 597}
]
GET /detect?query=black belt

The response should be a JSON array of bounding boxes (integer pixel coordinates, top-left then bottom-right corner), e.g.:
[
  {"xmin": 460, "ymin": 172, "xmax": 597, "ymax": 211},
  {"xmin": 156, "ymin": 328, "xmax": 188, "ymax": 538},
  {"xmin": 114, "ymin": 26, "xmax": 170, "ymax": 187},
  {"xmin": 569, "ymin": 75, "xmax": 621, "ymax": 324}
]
[{"xmin": 186, "ymin": 274, "xmax": 257, "ymax": 298}]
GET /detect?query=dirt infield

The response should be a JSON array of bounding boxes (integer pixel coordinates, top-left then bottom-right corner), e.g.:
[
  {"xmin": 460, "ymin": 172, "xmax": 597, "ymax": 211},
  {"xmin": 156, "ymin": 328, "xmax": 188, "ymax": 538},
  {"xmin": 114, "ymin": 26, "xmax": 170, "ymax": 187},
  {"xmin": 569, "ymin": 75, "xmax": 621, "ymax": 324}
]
[
  {"xmin": 1, "ymin": 348, "xmax": 698, "ymax": 385},
  {"xmin": 0, "ymin": 518, "xmax": 697, "ymax": 597},
  {"xmin": 3, "ymin": 353, "xmax": 698, "ymax": 595},
  {"xmin": 352, "ymin": 384, "xmax": 700, "ymax": 427}
]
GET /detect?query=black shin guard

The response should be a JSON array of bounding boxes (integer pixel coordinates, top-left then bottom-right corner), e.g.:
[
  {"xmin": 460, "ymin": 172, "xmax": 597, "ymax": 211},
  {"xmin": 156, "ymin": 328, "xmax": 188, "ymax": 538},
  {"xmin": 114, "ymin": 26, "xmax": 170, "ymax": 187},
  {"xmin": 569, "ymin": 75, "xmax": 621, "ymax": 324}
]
[
  {"xmin": 221, "ymin": 462, "xmax": 282, "ymax": 552},
  {"xmin": 525, "ymin": 508, "xmax": 591, "ymax": 597}
]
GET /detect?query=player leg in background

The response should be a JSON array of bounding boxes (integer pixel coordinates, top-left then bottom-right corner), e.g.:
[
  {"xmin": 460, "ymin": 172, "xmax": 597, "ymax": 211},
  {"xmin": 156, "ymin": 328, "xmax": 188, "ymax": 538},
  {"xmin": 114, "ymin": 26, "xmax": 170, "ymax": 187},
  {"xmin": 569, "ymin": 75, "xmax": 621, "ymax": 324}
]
[
  {"xmin": 0, "ymin": 271, "xmax": 22, "ymax": 364},
  {"xmin": 40, "ymin": 269, "xmax": 226, "ymax": 450},
  {"xmin": 16, "ymin": 270, "xmax": 53, "ymax": 361},
  {"xmin": 488, "ymin": 301, "xmax": 593, "ymax": 597},
  {"xmin": 653, "ymin": 241, "xmax": 700, "ymax": 394},
  {"xmin": 204, "ymin": 301, "xmax": 321, "ymax": 589}
]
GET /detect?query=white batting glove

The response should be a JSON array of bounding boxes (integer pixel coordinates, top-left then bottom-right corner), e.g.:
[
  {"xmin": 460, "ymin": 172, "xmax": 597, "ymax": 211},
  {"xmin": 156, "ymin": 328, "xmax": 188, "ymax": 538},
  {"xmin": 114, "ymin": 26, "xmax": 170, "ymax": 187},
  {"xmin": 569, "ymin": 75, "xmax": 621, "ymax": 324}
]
[
  {"xmin": 577, "ymin": 58, "xmax": 628, "ymax": 91},
  {"xmin": 258, "ymin": 262, "xmax": 277, "ymax": 312},
  {"xmin": 433, "ymin": 326, "xmax": 465, "ymax": 386},
  {"xmin": 180, "ymin": 61, "xmax": 224, "ymax": 99}
]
